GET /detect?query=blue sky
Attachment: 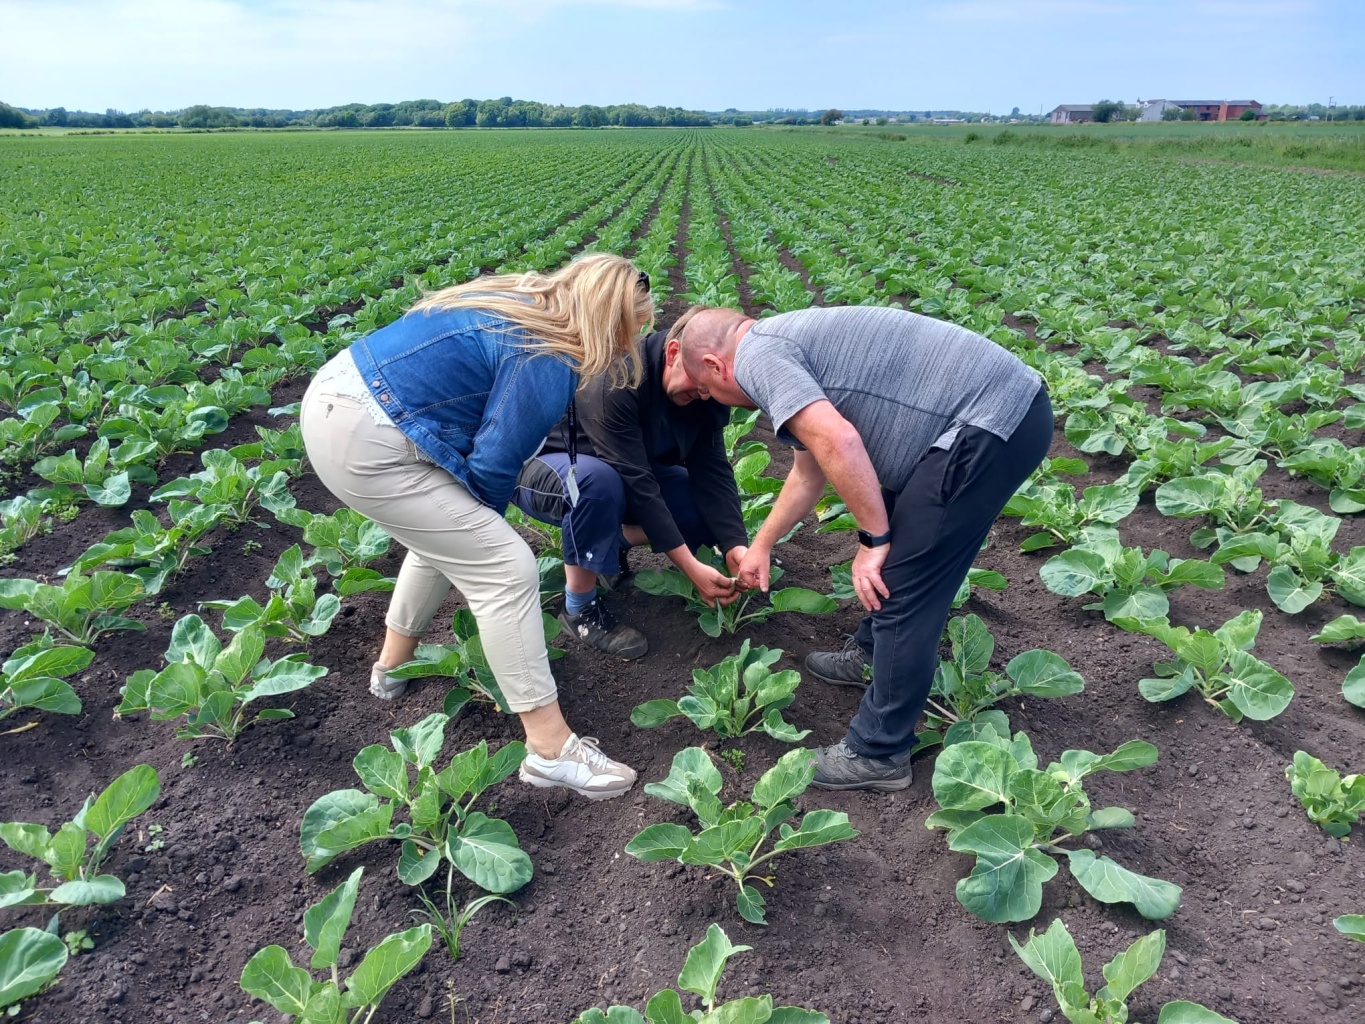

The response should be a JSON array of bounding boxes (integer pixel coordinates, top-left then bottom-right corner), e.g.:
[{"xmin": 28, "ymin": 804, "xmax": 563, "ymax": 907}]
[{"xmin": 1, "ymin": 0, "xmax": 1359, "ymax": 113}]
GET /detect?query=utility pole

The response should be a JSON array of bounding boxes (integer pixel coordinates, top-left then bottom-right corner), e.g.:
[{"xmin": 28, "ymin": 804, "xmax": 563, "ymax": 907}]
[{"xmin": 1328, "ymin": 96, "xmax": 1335, "ymax": 122}]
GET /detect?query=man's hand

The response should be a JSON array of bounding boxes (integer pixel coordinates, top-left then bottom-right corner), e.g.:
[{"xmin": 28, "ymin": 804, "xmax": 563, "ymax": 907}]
[
  {"xmin": 736, "ymin": 544, "xmax": 773, "ymax": 594},
  {"xmin": 850, "ymin": 542, "xmax": 891, "ymax": 612},
  {"xmin": 724, "ymin": 545, "xmax": 748, "ymax": 577},
  {"xmin": 683, "ymin": 559, "xmax": 741, "ymax": 607}
]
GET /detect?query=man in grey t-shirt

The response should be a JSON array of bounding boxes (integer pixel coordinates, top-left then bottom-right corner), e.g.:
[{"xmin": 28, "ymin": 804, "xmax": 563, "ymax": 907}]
[{"xmin": 679, "ymin": 305, "xmax": 1051, "ymax": 792}]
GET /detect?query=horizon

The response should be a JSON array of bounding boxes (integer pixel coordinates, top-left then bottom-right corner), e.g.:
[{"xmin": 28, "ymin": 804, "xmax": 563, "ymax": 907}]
[{"xmin": 0, "ymin": 0, "xmax": 1359, "ymax": 116}]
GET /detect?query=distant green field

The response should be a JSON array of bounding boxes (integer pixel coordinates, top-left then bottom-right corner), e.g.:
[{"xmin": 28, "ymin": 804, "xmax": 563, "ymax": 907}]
[{"xmin": 826, "ymin": 119, "xmax": 1365, "ymax": 173}]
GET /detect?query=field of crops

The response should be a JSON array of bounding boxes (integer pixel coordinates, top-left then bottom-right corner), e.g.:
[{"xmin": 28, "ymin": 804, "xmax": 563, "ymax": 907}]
[{"xmin": 2, "ymin": 126, "xmax": 1364, "ymax": 1024}]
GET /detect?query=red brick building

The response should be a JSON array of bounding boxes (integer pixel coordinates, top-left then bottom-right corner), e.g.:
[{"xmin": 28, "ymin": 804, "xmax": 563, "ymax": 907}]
[{"xmin": 1170, "ymin": 100, "xmax": 1263, "ymax": 121}]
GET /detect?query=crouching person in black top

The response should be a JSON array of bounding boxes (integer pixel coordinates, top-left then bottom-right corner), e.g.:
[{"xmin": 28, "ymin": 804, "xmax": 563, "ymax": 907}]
[{"xmin": 512, "ymin": 311, "xmax": 750, "ymax": 659}]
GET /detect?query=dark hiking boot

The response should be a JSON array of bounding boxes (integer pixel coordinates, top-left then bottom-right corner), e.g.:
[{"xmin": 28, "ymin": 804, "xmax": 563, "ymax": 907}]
[
  {"xmin": 559, "ymin": 598, "xmax": 648, "ymax": 660},
  {"xmin": 598, "ymin": 547, "xmax": 635, "ymax": 592},
  {"xmin": 810, "ymin": 740, "xmax": 914, "ymax": 792},
  {"xmin": 805, "ymin": 638, "xmax": 870, "ymax": 688}
]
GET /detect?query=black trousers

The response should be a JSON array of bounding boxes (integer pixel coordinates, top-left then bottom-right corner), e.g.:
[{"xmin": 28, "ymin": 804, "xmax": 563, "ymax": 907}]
[{"xmin": 845, "ymin": 386, "xmax": 1054, "ymax": 759}]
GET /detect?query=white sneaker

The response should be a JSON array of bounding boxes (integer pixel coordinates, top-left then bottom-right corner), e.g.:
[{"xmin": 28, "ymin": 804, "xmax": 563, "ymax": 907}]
[
  {"xmin": 518, "ymin": 733, "xmax": 637, "ymax": 800},
  {"xmin": 369, "ymin": 663, "xmax": 408, "ymax": 701}
]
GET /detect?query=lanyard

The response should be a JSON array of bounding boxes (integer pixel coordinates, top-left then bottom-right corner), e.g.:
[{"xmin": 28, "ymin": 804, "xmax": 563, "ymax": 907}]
[{"xmin": 564, "ymin": 398, "xmax": 580, "ymax": 508}]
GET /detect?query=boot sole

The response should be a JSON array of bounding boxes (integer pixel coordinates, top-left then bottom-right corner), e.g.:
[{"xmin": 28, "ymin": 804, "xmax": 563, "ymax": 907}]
[
  {"xmin": 805, "ymin": 665, "xmax": 870, "ymax": 689},
  {"xmin": 809, "ymin": 773, "xmax": 913, "ymax": 793},
  {"xmin": 518, "ymin": 768, "xmax": 634, "ymax": 801}
]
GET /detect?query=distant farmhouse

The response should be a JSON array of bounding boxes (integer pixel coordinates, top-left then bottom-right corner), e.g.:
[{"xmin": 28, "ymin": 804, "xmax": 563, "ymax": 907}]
[
  {"xmin": 1050, "ymin": 104, "xmax": 1093, "ymax": 124},
  {"xmin": 1165, "ymin": 100, "xmax": 1263, "ymax": 121},
  {"xmin": 1053, "ymin": 99, "xmax": 1263, "ymax": 124}
]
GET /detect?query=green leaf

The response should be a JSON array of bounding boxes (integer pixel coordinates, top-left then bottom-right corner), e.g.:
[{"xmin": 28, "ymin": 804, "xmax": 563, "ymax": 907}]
[
  {"xmin": 1103, "ymin": 587, "xmax": 1170, "ymax": 622},
  {"xmin": 576, "ymin": 1008, "xmax": 649, "ymax": 1024},
  {"xmin": 625, "ymin": 823, "xmax": 693, "ymax": 862},
  {"xmin": 1345, "ymin": 658, "xmax": 1365, "ymax": 709},
  {"xmin": 949, "ymin": 614, "xmax": 994, "ymax": 675},
  {"xmin": 751, "ymin": 748, "xmax": 816, "ymax": 809},
  {"xmin": 397, "ymin": 840, "xmax": 441, "ymax": 885},
  {"xmin": 766, "ymin": 1008, "xmax": 831, "ymax": 1024},
  {"xmin": 1006, "ymin": 650, "xmax": 1084, "ymax": 697},
  {"xmin": 948, "ymin": 814, "xmax": 1058, "ymax": 923},
  {"xmin": 0, "ymin": 823, "xmax": 52, "ymax": 862},
  {"xmin": 645, "ymin": 747, "xmax": 724, "ymax": 808},
  {"xmin": 678, "ymin": 923, "xmax": 751, "ymax": 1006},
  {"xmin": 391, "ymin": 713, "xmax": 449, "ymax": 769},
  {"xmin": 300, "ymin": 789, "xmax": 393, "ymax": 873},
  {"xmin": 1088, "ymin": 807, "xmax": 1137, "ymax": 830},
  {"xmin": 630, "ymin": 699, "xmax": 681, "ymax": 728},
  {"xmin": 1222, "ymin": 649, "xmax": 1294, "ymax": 721},
  {"xmin": 49, "ymin": 875, "xmax": 125, "ymax": 906},
  {"xmin": 931, "ymin": 741, "xmax": 1018, "ymax": 811},
  {"xmin": 85, "ymin": 764, "xmax": 160, "ymax": 840},
  {"xmin": 243, "ymin": 656, "xmax": 327, "ymax": 703},
  {"xmin": 165, "ymin": 612, "xmax": 223, "ymax": 667},
  {"xmin": 304, "ymin": 866, "xmax": 362, "ymax": 970},
  {"xmin": 644, "ymin": 988, "xmax": 688, "ymax": 1024},
  {"xmin": 1008, "ymin": 918, "xmax": 1084, "ymax": 999},
  {"xmin": 1311, "ymin": 614, "xmax": 1365, "ymax": 644},
  {"xmin": 240, "ymin": 944, "xmax": 312, "ymax": 1015},
  {"xmin": 447, "ymin": 812, "xmax": 533, "ymax": 893},
  {"xmin": 768, "ymin": 588, "xmax": 838, "ymax": 614},
  {"xmin": 1139, "ymin": 666, "xmax": 1197, "ymax": 703},
  {"xmin": 0, "ymin": 927, "xmax": 68, "ymax": 1009},
  {"xmin": 1333, "ymin": 915, "xmax": 1365, "ymax": 942},
  {"xmin": 1066, "ymin": 850, "xmax": 1182, "ymax": 920},
  {"xmin": 1156, "ymin": 1001, "xmax": 1240, "ymax": 1024},
  {"xmin": 736, "ymin": 884, "xmax": 767, "ymax": 925},
  {"xmin": 86, "ymin": 471, "xmax": 132, "ymax": 507},
  {"xmin": 297, "ymin": 983, "xmax": 345, "ymax": 1024},
  {"xmin": 1098, "ymin": 928, "xmax": 1165, "ymax": 1003},
  {"xmin": 1040, "ymin": 549, "xmax": 1110, "ymax": 597},
  {"xmin": 339, "ymin": 924, "xmax": 432, "ymax": 1009},
  {"xmin": 1266, "ymin": 565, "xmax": 1322, "ymax": 614},
  {"xmin": 771, "ymin": 809, "xmax": 858, "ymax": 852},
  {"xmin": 353, "ymin": 745, "xmax": 408, "ymax": 802}
]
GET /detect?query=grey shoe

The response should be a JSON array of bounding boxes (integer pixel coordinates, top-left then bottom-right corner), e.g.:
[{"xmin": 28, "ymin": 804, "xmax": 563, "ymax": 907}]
[
  {"xmin": 805, "ymin": 637, "xmax": 870, "ymax": 688},
  {"xmin": 560, "ymin": 598, "xmax": 648, "ymax": 660},
  {"xmin": 811, "ymin": 740, "xmax": 913, "ymax": 792}
]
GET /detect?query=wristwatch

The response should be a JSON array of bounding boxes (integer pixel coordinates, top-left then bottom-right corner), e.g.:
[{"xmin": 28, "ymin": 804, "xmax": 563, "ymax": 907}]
[{"xmin": 857, "ymin": 529, "xmax": 892, "ymax": 549}]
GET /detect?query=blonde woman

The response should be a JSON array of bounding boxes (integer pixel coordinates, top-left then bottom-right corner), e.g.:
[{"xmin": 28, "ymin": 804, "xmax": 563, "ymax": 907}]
[{"xmin": 300, "ymin": 253, "xmax": 652, "ymax": 800}]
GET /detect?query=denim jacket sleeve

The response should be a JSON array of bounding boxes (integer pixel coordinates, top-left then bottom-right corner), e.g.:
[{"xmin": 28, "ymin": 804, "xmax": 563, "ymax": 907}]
[{"xmin": 464, "ymin": 349, "xmax": 576, "ymax": 509}]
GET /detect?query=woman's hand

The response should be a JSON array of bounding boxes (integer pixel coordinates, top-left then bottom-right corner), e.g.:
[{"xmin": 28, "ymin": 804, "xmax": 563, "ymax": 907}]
[{"xmin": 684, "ymin": 560, "xmax": 742, "ymax": 607}]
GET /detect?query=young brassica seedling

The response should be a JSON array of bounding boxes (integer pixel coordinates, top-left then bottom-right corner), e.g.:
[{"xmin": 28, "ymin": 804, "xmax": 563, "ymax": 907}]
[
  {"xmin": 1285, "ymin": 750, "xmax": 1365, "ymax": 838},
  {"xmin": 1040, "ymin": 526, "xmax": 1224, "ymax": 623},
  {"xmin": 151, "ymin": 447, "xmax": 297, "ymax": 527},
  {"xmin": 630, "ymin": 639, "xmax": 809, "ymax": 743},
  {"xmin": 0, "ymin": 571, "xmax": 146, "ymax": 646},
  {"xmin": 118, "ymin": 614, "xmax": 327, "ymax": 743},
  {"xmin": 299, "ymin": 713, "xmax": 530, "ymax": 956},
  {"xmin": 913, "ymin": 613, "xmax": 1084, "ymax": 752},
  {"xmin": 636, "ymin": 547, "xmax": 836, "ymax": 637},
  {"xmin": 626, "ymin": 747, "xmax": 857, "ymax": 925},
  {"xmin": 0, "ymin": 764, "xmax": 159, "ymax": 910},
  {"xmin": 927, "ymin": 723, "xmax": 1179, "ymax": 923},
  {"xmin": 240, "ymin": 867, "xmax": 432, "ymax": 1023},
  {"xmin": 1011, "ymin": 918, "xmax": 1236, "ymax": 1024},
  {"xmin": 572, "ymin": 922, "xmax": 829, "ymax": 1024},
  {"xmin": 1115, "ymin": 609, "xmax": 1295, "ymax": 722},
  {"xmin": 385, "ymin": 608, "xmax": 562, "ymax": 719},
  {"xmin": 202, "ymin": 545, "xmax": 340, "ymax": 642}
]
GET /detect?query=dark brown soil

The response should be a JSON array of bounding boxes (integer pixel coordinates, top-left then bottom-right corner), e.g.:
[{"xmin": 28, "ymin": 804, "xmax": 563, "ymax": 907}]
[{"xmin": 3, "ymin": 398, "xmax": 1364, "ymax": 1024}]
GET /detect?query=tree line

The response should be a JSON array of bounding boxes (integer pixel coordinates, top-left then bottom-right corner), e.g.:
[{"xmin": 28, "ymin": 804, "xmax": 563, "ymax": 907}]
[{"xmin": 0, "ymin": 96, "xmax": 715, "ymax": 131}]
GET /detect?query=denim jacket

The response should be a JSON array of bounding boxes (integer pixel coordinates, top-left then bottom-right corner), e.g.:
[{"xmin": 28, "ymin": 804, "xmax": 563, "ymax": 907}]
[{"xmin": 349, "ymin": 306, "xmax": 577, "ymax": 510}]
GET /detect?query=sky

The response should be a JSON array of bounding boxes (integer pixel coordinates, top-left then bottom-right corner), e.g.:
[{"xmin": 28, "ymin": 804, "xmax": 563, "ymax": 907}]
[{"xmin": 1, "ymin": 0, "xmax": 1360, "ymax": 114}]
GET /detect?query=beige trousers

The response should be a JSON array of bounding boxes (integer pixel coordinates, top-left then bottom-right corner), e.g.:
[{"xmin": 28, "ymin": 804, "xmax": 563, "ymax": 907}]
[{"xmin": 299, "ymin": 378, "xmax": 558, "ymax": 713}]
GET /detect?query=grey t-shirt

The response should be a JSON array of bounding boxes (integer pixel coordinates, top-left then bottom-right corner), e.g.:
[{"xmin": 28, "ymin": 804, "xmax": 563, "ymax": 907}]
[{"xmin": 733, "ymin": 306, "xmax": 1042, "ymax": 493}]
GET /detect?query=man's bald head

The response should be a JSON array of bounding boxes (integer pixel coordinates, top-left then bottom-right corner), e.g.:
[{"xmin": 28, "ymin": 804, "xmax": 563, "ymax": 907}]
[{"xmin": 675, "ymin": 306, "xmax": 750, "ymax": 379}]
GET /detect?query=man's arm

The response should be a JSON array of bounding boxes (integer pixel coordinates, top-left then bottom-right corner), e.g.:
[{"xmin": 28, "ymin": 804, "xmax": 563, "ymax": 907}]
[
  {"xmin": 737, "ymin": 400, "xmax": 891, "ymax": 611},
  {"xmin": 582, "ymin": 382, "xmax": 739, "ymax": 605}
]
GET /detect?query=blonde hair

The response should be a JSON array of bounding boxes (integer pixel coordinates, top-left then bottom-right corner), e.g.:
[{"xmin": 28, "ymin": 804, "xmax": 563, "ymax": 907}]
[{"xmin": 411, "ymin": 252, "xmax": 651, "ymax": 389}]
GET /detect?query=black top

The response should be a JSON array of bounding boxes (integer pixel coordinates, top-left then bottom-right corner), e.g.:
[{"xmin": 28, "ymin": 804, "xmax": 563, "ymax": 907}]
[{"xmin": 540, "ymin": 331, "xmax": 748, "ymax": 554}]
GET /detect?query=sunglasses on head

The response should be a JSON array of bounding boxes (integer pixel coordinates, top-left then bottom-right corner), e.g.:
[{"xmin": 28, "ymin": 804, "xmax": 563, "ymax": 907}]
[{"xmin": 637, "ymin": 270, "xmax": 651, "ymax": 293}]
